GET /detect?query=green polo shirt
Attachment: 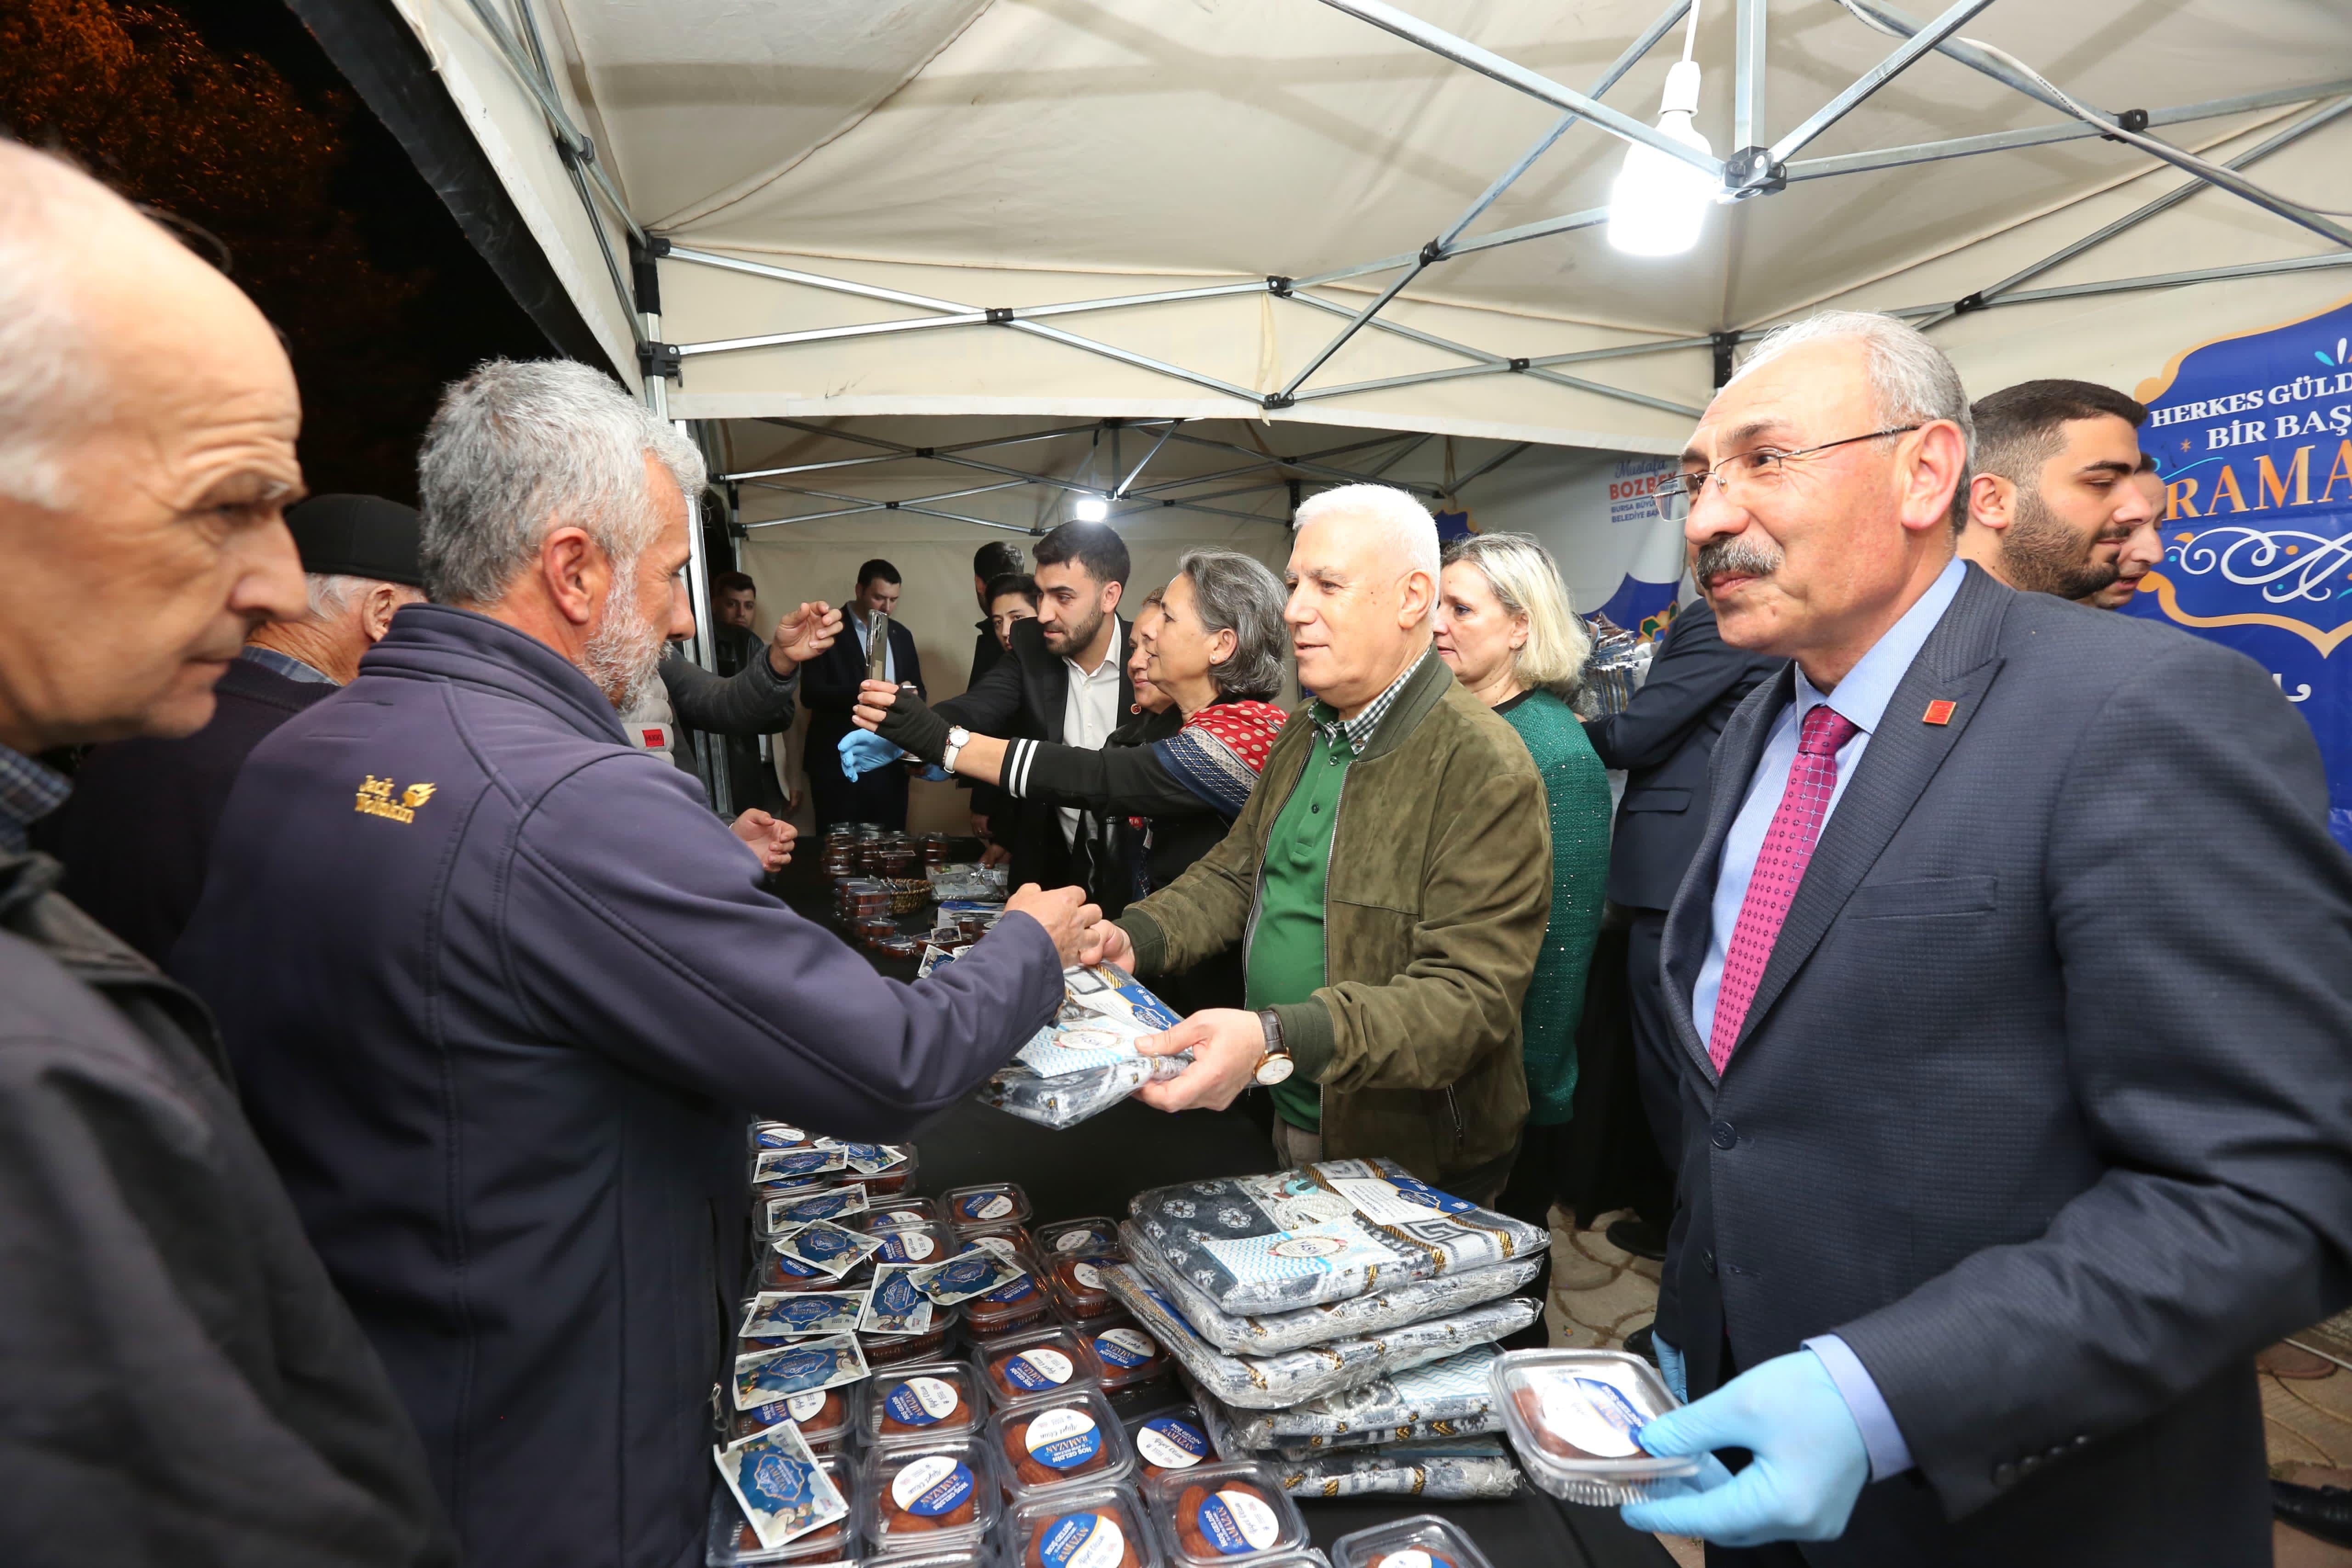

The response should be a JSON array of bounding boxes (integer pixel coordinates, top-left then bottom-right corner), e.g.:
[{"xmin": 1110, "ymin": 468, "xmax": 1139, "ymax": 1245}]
[{"xmin": 1245, "ymin": 723, "xmax": 1353, "ymax": 1130}]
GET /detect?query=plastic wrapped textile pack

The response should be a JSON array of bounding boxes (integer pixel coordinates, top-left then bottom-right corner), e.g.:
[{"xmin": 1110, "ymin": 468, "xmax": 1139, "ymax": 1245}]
[
  {"xmin": 1193, "ymin": 1395, "xmax": 1521, "ymax": 1502},
  {"xmin": 1209, "ymin": 1347, "xmax": 1508, "ymax": 1452},
  {"xmin": 1102, "ymin": 1263, "xmax": 1538, "ymax": 1410},
  {"xmin": 1125, "ymin": 1160, "xmax": 1547, "ymax": 1315},
  {"xmin": 975, "ymin": 1054, "xmax": 1191, "ymax": 1129},
  {"xmin": 1119, "ymin": 1222, "xmax": 1539, "ymax": 1357}
]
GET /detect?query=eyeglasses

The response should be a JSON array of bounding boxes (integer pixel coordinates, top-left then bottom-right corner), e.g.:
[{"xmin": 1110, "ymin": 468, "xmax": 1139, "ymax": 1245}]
[{"xmin": 1652, "ymin": 425, "xmax": 1922, "ymax": 523}]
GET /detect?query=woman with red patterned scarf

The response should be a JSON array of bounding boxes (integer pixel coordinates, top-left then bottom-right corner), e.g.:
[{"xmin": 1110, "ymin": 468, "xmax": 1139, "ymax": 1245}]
[{"xmin": 855, "ymin": 550, "xmax": 1289, "ymax": 1009}]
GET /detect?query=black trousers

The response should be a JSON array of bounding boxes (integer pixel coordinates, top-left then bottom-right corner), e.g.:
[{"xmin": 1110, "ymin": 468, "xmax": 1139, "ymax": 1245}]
[{"xmin": 808, "ymin": 739, "xmax": 908, "ymax": 831}]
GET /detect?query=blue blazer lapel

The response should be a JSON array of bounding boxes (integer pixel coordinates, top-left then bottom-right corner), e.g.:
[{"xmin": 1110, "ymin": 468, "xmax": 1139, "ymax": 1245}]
[
  {"xmin": 1727, "ymin": 565, "xmax": 2014, "ymax": 1063},
  {"xmin": 1661, "ymin": 662, "xmax": 1797, "ymax": 1085}
]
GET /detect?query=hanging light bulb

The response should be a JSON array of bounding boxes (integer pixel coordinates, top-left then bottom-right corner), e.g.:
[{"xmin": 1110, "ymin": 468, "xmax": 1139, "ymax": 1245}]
[
  {"xmin": 1073, "ymin": 495, "xmax": 1109, "ymax": 522},
  {"xmin": 1608, "ymin": 58, "xmax": 1717, "ymax": 258}
]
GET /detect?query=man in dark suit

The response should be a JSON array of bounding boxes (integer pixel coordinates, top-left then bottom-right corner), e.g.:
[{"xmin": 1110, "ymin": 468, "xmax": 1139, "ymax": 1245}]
[
  {"xmin": 1620, "ymin": 311, "xmax": 2352, "ymax": 1566},
  {"xmin": 801, "ymin": 557, "xmax": 923, "ymax": 829},
  {"xmin": 1583, "ymin": 596, "xmax": 1782, "ymax": 1259},
  {"xmin": 842, "ymin": 521, "xmax": 1131, "ymax": 906},
  {"xmin": 44, "ymin": 493, "xmax": 426, "ymax": 964}
]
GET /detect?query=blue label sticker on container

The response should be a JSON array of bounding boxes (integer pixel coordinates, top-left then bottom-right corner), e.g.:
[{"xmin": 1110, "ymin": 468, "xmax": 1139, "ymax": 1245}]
[
  {"xmin": 1023, "ymin": 1407, "xmax": 1102, "ymax": 1470},
  {"xmin": 1004, "ymin": 1347, "xmax": 1075, "ymax": 1392},
  {"xmin": 1136, "ymin": 1416, "xmax": 1207, "ymax": 1470},
  {"xmin": 1093, "ymin": 1327, "xmax": 1157, "ymax": 1369},
  {"xmin": 889, "ymin": 1454, "xmax": 974, "ymax": 1518},
  {"xmin": 1574, "ymin": 1376, "xmax": 1645, "ymax": 1439},
  {"xmin": 956, "ymin": 1191, "xmax": 1017, "ymax": 1223},
  {"xmin": 884, "ymin": 1376, "xmax": 960, "ymax": 1426},
  {"xmin": 1037, "ymin": 1511, "xmax": 1127, "ymax": 1568},
  {"xmin": 771, "ymin": 1253, "xmax": 820, "ymax": 1278},
  {"xmin": 984, "ymin": 1275, "xmax": 1038, "ymax": 1305},
  {"xmin": 1193, "ymin": 1488, "xmax": 1281, "ymax": 1554}
]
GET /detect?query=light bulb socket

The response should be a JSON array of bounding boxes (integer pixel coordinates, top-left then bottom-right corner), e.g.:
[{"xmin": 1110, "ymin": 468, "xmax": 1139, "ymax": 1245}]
[{"xmin": 1660, "ymin": 59, "xmax": 1703, "ymax": 117}]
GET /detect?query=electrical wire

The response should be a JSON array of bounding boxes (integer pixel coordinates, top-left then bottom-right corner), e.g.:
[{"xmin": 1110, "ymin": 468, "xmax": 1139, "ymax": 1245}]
[
  {"xmin": 1682, "ymin": 0, "xmax": 1702, "ymax": 63},
  {"xmin": 1830, "ymin": 0, "xmax": 2352, "ymax": 216}
]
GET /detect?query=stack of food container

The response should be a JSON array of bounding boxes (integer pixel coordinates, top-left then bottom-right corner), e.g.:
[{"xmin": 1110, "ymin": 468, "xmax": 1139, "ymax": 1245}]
[{"xmin": 1099, "ymin": 1159, "xmax": 1549, "ymax": 1500}]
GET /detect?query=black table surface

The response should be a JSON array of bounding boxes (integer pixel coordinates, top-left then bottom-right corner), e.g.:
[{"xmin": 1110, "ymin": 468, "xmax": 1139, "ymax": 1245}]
[{"xmin": 778, "ymin": 860, "xmax": 1675, "ymax": 1568}]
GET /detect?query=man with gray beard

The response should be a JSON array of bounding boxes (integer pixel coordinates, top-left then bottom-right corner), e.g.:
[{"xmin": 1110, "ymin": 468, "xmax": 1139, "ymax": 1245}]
[
  {"xmin": 1957, "ymin": 379, "xmax": 2156, "ymax": 602},
  {"xmin": 172, "ymin": 359, "xmax": 1115, "ymax": 1568}
]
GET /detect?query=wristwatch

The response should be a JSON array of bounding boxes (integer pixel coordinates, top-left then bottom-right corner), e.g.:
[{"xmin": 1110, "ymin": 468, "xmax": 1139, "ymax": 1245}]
[
  {"xmin": 941, "ymin": 725, "xmax": 973, "ymax": 776},
  {"xmin": 1253, "ymin": 1009, "xmax": 1295, "ymax": 1086}
]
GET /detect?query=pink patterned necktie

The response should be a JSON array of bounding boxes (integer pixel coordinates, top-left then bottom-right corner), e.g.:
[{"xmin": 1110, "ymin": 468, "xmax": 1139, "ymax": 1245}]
[{"xmin": 1709, "ymin": 703, "xmax": 1861, "ymax": 1070}]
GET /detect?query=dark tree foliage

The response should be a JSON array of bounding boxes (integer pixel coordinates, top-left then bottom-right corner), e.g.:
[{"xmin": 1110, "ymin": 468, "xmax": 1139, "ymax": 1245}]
[{"xmin": 0, "ymin": 0, "xmax": 548, "ymax": 500}]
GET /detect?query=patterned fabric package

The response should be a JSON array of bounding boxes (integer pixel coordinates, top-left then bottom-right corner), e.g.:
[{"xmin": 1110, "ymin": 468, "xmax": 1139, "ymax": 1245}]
[
  {"xmin": 1208, "ymin": 1347, "xmax": 1508, "ymax": 1452},
  {"xmin": 1125, "ymin": 1160, "xmax": 1546, "ymax": 1314},
  {"xmin": 1193, "ymin": 1396, "xmax": 1520, "ymax": 1502},
  {"xmin": 977, "ymin": 1053, "xmax": 1190, "ymax": 1130},
  {"xmin": 1119, "ymin": 1221, "xmax": 1538, "ymax": 1356},
  {"xmin": 1102, "ymin": 1263, "xmax": 1537, "ymax": 1410}
]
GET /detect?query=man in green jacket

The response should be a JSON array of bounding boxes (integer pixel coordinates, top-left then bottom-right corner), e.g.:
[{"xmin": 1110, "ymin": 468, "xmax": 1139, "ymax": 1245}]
[{"xmin": 1099, "ymin": 484, "xmax": 1552, "ymax": 1200}]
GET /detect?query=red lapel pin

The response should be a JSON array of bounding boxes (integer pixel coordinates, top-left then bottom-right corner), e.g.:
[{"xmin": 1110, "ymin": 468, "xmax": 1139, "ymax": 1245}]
[{"xmin": 1922, "ymin": 699, "xmax": 1956, "ymax": 726}]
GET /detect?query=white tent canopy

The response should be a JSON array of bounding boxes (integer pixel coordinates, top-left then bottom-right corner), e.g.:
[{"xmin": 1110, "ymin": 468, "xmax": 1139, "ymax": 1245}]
[{"xmin": 390, "ymin": 0, "xmax": 2351, "ymax": 450}]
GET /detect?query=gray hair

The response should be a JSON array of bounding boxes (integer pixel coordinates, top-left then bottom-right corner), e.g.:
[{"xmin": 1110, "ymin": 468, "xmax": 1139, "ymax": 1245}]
[
  {"xmin": 1733, "ymin": 310, "xmax": 1974, "ymax": 524},
  {"xmin": 305, "ymin": 573, "xmax": 369, "ymax": 621},
  {"xmin": 1176, "ymin": 549, "xmax": 1288, "ymax": 701},
  {"xmin": 1292, "ymin": 483, "xmax": 1441, "ymax": 582},
  {"xmin": 418, "ymin": 359, "xmax": 706, "ymax": 606},
  {"xmin": 1441, "ymin": 533, "xmax": 1591, "ymax": 699},
  {"xmin": 0, "ymin": 143, "xmax": 123, "ymax": 509}
]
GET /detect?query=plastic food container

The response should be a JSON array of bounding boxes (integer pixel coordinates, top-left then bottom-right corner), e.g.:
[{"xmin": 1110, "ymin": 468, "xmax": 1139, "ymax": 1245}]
[
  {"xmin": 860, "ymin": 1362, "xmax": 984, "ymax": 1449},
  {"xmin": 863, "ymin": 1305, "xmax": 960, "ymax": 1369},
  {"xmin": 943, "ymin": 1182, "xmax": 1033, "ymax": 1233},
  {"xmin": 980, "ymin": 1325, "xmax": 1104, "ymax": 1410},
  {"xmin": 755, "ymin": 1245, "xmax": 859, "ymax": 1294},
  {"xmin": 1079, "ymin": 1316, "xmax": 1171, "ymax": 1395},
  {"xmin": 1047, "ymin": 1252, "xmax": 1123, "ymax": 1320},
  {"xmin": 861, "ymin": 1196, "xmax": 946, "ymax": 1232},
  {"xmin": 961, "ymin": 1264, "xmax": 1055, "ymax": 1341},
  {"xmin": 1328, "ymin": 1513, "xmax": 1498, "ymax": 1568},
  {"xmin": 749, "ymin": 1122, "xmax": 812, "ymax": 1152},
  {"xmin": 861, "ymin": 1434, "xmax": 1002, "ymax": 1557},
  {"xmin": 705, "ymin": 1452, "xmax": 857, "ymax": 1565},
  {"xmin": 996, "ymin": 1387, "xmax": 1136, "ymax": 1500},
  {"xmin": 729, "ymin": 1384, "xmax": 853, "ymax": 1455},
  {"xmin": 851, "ymin": 1147, "xmax": 920, "ymax": 1197},
  {"xmin": 1007, "ymin": 1483, "xmax": 1165, "ymax": 1568},
  {"xmin": 1144, "ymin": 1461, "xmax": 1307, "ymax": 1565},
  {"xmin": 1489, "ymin": 1348, "xmax": 1701, "ymax": 1505},
  {"xmin": 868, "ymin": 1221, "xmax": 957, "ymax": 1268},
  {"xmin": 1121, "ymin": 1401, "xmax": 1212, "ymax": 1482},
  {"xmin": 1035, "ymin": 1217, "xmax": 1123, "ymax": 1259}
]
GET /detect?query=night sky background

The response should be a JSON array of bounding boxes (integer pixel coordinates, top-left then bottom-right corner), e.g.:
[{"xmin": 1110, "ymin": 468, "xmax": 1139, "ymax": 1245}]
[{"xmin": 1, "ymin": 0, "xmax": 553, "ymax": 501}]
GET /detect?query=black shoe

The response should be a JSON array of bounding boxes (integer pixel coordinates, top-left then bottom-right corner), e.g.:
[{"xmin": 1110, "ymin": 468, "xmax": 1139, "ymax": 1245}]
[
  {"xmin": 1606, "ymin": 1216, "xmax": 1667, "ymax": 1262},
  {"xmin": 1624, "ymin": 1325, "xmax": 1658, "ymax": 1367},
  {"xmin": 2274, "ymin": 1478, "xmax": 2352, "ymax": 1548}
]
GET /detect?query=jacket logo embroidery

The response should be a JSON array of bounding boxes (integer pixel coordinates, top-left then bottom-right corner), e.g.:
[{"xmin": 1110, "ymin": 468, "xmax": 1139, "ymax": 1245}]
[{"xmin": 356, "ymin": 775, "xmax": 437, "ymax": 824}]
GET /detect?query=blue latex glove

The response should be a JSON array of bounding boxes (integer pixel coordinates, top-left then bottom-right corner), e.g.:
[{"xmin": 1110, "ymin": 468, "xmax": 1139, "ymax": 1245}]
[
  {"xmin": 837, "ymin": 730, "xmax": 906, "ymax": 782},
  {"xmin": 1655, "ymin": 1333, "xmax": 1687, "ymax": 1404},
  {"xmin": 917, "ymin": 764, "xmax": 951, "ymax": 782},
  {"xmin": 1620, "ymin": 1350, "xmax": 1870, "ymax": 1546}
]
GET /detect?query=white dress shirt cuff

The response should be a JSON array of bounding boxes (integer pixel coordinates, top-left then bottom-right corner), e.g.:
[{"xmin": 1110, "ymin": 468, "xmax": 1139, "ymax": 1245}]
[{"xmin": 1804, "ymin": 1334, "xmax": 1915, "ymax": 1481}]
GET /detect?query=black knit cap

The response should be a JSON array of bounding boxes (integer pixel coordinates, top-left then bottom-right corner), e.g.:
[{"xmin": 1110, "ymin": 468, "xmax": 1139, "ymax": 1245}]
[{"xmin": 284, "ymin": 494, "xmax": 426, "ymax": 588}]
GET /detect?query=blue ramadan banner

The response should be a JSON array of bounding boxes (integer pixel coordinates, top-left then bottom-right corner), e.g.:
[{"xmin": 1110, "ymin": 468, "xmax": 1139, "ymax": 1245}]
[{"xmin": 2127, "ymin": 293, "xmax": 2352, "ymax": 849}]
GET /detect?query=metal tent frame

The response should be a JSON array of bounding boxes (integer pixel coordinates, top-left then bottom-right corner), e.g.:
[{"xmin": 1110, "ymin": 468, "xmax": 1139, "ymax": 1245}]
[{"xmin": 444, "ymin": 0, "xmax": 2352, "ymax": 676}]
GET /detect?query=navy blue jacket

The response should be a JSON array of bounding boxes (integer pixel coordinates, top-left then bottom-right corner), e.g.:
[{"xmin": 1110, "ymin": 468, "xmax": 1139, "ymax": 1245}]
[
  {"xmin": 172, "ymin": 605, "xmax": 1063, "ymax": 1568},
  {"xmin": 1581, "ymin": 600, "xmax": 1782, "ymax": 912},
  {"xmin": 1661, "ymin": 566, "xmax": 2352, "ymax": 1563}
]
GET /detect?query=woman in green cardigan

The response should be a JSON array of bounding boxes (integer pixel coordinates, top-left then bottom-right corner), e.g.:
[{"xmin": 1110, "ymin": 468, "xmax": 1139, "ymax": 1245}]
[{"xmin": 1434, "ymin": 532, "xmax": 1612, "ymax": 1341}]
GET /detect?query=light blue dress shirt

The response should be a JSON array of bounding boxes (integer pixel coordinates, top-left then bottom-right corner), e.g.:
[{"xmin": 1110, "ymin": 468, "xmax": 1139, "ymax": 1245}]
[{"xmin": 1686, "ymin": 553, "xmax": 1967, "ymax": 1483}]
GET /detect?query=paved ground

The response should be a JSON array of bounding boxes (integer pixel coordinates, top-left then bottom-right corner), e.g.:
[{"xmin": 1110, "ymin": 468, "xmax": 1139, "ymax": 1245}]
[{"xmin": 1544, "ymin": 1208, "xmax": 2352, "ymax": 1567}]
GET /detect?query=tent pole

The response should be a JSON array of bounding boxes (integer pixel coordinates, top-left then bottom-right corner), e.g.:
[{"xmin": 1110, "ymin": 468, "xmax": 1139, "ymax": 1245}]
[
  {"xmin": 677, "ymin": 314, "xmax": 989, "ymax": 358},
  {"xmin": 1112, "ymin": 421, "xmax": 1183, "ymax": 498},
  {"xmin": 1734, "ymin": 0, "xmax": 1766, "ymax": 150},
  {"xmin": 1765, "ymin": 0, "xmax": 2001, "ymax": 165},
  {"xmin": 1124, "ymin": 433, "xmax": 1423, "ymax": 497},
  {"xmin": 1451, "ymin": 442, "xmax": 1534, "ymax": 492},
  {"xmin": 1784, "ymin": 79, "xmax": 2352, "ymax": 181},
  {"xmin": 1004, "ymin": 320, "xmax": 1263, "ymax": 402},
  {"xmin": 1914, "ymin": 92, "xmax": 2352, "ymax": 330},
  {"xmin": 1442, "ymin": 207, "xmax": 1609, "ymax": 259},
  {"xmin": 1309, "ymin": 0, "xmax": 1723, "ymax": 179}
]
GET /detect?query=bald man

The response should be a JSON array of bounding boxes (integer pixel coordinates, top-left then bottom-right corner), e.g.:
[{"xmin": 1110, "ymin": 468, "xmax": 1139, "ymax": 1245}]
[{"xmin": 0, "ymin": 143, "xmax": 451, "ymax": 1563}]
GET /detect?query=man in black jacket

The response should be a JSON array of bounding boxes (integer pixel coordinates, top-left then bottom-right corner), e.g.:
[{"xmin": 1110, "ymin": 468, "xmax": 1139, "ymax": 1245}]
[
  {"xmin": 1582, "ymin": 596, "xmax": 1782, "ymax": 1257},
  {"xmin": 848, "ymin": 522, "xmax": 1132, "ymax": 906},
  {"xmin": 0, "ymin": 139, "xmax": 451, "ymax": 1566},
  {"xmin": 801, "ymin": 558, "xmax": 924, "ymax": 829},
  {"xmin": 45, "ymin": 493, "xmax": 426, "ymax": 964}
]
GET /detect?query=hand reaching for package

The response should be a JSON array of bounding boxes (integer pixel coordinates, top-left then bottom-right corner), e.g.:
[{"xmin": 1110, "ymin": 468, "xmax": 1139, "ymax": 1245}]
[{"xmin": 1618, "ymin": 1350, "xmax": 1869, "ymax": 1546}]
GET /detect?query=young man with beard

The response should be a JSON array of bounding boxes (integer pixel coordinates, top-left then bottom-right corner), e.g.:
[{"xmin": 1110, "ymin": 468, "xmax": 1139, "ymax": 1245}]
[
  {"xmin": 2080, "ymin": 454, "xmax": 2170, "ymax": 611},
  {"xmin": 171, "ymin": 360, "xmax": 1113, "ymax": 1568},
  {"xmin": 1958, "ymin": 379, "xmax": 2157, "ymax": 604}
]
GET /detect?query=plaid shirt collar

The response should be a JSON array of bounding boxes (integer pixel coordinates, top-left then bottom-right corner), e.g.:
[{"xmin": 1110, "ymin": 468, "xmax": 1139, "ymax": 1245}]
[
  {"xmin": 239, "ymin": 644, "xmax": 337, "ymax": 686},
  {"xmin": 1310, "ymin": 646, "xmax": 1431, "ymax": 757},
  {"xmin": 0, "ymin": 742, "xmax": 70, "ymax": 856}
]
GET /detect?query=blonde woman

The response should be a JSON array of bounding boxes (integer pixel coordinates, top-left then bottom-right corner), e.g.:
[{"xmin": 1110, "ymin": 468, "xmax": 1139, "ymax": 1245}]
[{"xmin": 1434, "ymin": 532, "xmax": 1611, "ymax": 1340}]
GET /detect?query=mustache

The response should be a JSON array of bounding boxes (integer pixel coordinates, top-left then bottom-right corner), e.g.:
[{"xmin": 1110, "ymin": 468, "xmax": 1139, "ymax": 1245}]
[{"xmin": 1694, "ymin": 536, "xmax": 1784, "ymax": 582}]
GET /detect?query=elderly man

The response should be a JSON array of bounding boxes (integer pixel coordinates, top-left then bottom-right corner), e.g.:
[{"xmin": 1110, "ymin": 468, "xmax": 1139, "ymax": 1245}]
[
  {"xmin": 45, "ymin": 492, "xmax": 428, "ymax": 963},
  {"xmin": 0, "ymin": 144, "xmax": 451, "ymax": 1562},
  {"xmin": 173, "ymin": 360, "xmax": 1105, "ymax": 1568},
  {"xmin": 1618, "ymin": 311, "xmax": 2352, "ymax": 1565},
  {"xmin": 1092, "ymin": 485, "xmax": 1551, "ymax": 1200},
  {"xmin": 1957, "ymin": 379, "xmax": 2157, "ymax": 603}
]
